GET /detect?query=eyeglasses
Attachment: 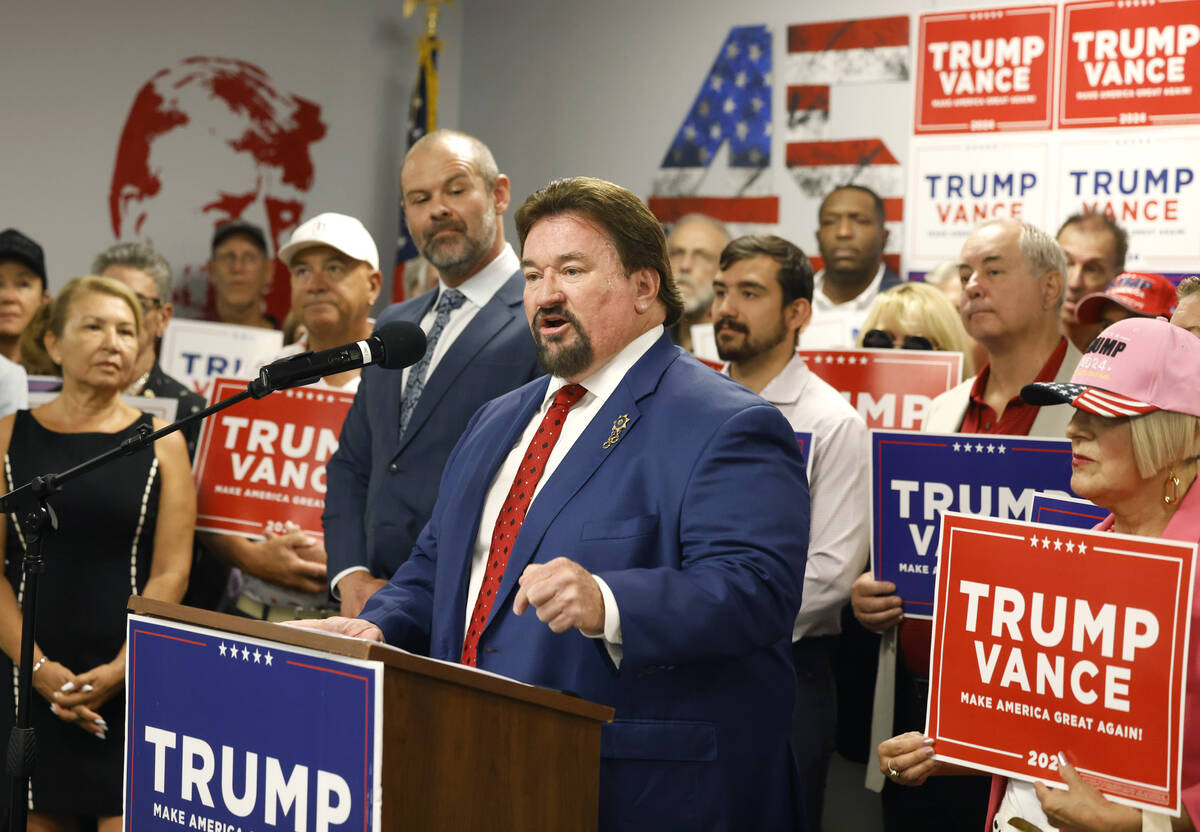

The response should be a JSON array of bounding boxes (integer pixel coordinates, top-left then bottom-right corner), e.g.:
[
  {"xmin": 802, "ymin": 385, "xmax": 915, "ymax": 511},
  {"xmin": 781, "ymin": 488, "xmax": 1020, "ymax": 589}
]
[
  {"xmin": 134, "ymin": 293, "xmax": 162, "ymax": 315},
  {"xmin": 214, "ymin": 252, "xmax": 266, "ymax": 269},
  {"xmin": 862, "ymin": 329, "xmax": 934, "ymax": 351}
]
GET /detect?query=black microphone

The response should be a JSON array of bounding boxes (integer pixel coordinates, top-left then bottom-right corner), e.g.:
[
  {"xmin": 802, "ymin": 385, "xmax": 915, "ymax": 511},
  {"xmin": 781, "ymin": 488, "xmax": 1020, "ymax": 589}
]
[{"xmin": 248, "ymin": 321, "xmax": 427, "ymax": 398}]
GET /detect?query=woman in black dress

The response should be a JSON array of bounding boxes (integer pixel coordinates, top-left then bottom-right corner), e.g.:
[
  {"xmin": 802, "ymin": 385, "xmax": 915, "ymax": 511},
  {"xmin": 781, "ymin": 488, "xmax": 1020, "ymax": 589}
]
[{"xmin": 0, "ymin": 275, "xmax": 194, "ymax": 831}]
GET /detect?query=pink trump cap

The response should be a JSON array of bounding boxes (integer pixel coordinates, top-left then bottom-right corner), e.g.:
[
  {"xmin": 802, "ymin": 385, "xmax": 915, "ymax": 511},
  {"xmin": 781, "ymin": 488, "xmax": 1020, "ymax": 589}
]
[{"xmin": 1021, "ymin": 317, "xmax": 1200, "ymax": 419}]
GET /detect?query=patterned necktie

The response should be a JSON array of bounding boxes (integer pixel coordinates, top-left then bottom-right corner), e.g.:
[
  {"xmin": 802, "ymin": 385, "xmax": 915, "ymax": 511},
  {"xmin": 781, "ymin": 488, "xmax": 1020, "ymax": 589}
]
[
  {"xmin": 460, "ymin": 383, "xmax": 588, "ymax": 666},
  {"xmin": 398, "ymin": 288, "xmax": 467, "ymax": 438}
]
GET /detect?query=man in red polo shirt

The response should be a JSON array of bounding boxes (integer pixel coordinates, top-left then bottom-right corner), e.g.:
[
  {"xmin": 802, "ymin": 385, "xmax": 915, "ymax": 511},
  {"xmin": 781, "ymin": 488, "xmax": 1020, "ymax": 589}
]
[{"xmin": 850, "ymin": 218, "xmax": 1082, "ymax": 831}]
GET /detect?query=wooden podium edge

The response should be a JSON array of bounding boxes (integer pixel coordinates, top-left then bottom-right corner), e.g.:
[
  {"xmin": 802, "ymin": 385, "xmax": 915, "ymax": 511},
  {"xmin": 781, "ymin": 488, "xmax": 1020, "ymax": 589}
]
[{"xmin": 128, "ymin": 596, "xmax": 613, "ymax": 723}]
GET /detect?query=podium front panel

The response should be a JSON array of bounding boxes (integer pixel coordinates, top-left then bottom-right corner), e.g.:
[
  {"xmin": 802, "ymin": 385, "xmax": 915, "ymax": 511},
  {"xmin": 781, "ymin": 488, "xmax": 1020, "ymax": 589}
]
[{"xmin": 123, "ymin": 614, "xmax": 383, "ymax": 831}]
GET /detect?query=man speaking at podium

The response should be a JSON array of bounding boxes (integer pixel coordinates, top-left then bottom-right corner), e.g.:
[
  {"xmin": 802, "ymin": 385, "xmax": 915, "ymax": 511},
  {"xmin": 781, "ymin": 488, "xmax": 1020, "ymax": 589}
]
[{"xmin": 299, "ymin": 177, "xmax": 810, "ymax": 830}]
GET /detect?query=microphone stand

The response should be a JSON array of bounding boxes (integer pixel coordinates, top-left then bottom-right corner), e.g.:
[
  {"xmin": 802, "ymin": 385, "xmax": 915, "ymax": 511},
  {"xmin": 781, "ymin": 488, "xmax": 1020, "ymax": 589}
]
[{"xmin": 4, "ymin": 376, "xmax": 279, "ymax": 831}]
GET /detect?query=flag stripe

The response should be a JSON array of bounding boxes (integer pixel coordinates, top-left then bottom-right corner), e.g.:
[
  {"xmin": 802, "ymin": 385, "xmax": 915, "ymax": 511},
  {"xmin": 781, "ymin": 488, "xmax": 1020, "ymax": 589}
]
[
  {"xmin": 786, "ymin": 85, "xmax": 830, "ymax": 115},
  {"xmin": 787, "ymin": 16, "xmax": 909, "ymax": 53},
  {"xmin": 649, "ymin": 196, "xmax": 780, "ymax": 225},
  {"xmin": 786, "ymin": 139, "xmax": 900, "ymax": 167}
]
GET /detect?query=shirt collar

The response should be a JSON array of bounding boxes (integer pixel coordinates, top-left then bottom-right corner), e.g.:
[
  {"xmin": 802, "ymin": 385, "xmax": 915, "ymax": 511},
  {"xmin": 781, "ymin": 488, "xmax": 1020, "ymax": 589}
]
[
  {"xmin": 436, "ymin": 243, "xmax": 518, "ymax": 310},
  {"xmin": 542, "ymin": 325, "xmax": 664, "ymax": 408},
  {"xmin": 812, "ymin": 262, "xmax": 886, "ymax": 313},
  {"xmin": 720, "ymin": 352, "xmax": 810, "ymax": 406}
]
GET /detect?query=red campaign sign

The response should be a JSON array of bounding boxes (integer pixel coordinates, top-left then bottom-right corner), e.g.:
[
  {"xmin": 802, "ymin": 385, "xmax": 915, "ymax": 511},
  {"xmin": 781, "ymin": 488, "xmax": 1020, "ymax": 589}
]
[
  {"xmin": 915, "ymin": 6, "xmax": 1056, "ymax": 134},
  {"xmin": 193, "ymin": 377, "xmax": 354, "ymax": 540},
  {"xmin": 798, "ymin": 349, "xmax": 962, "ymax": 430},
  {"xmin": 1060, "ymin": 0, "xmax": 1200, "ymax": 128},
  {"xmin": 928, "ymin": 512, "xmax": 1196, "ymax": 815}
]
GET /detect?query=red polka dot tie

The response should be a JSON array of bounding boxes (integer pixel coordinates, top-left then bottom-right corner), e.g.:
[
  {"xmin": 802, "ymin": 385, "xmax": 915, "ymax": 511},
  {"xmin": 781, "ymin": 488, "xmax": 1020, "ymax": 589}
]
[{"xmin": 460, "ymin": 383, "xmax": 587, "ymax": 666}]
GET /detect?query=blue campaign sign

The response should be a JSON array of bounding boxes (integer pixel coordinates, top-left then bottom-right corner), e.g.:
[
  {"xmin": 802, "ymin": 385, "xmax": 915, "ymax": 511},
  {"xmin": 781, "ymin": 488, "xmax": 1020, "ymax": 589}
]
[
  {"xmin": 794, "ymin": 431, "xmax": 814, "ymax": 479},
  {"xmin": 1031, "ymin": 491, "xmax": 1110, "ymax": 529},
  {"xmin": 125, "ymin": 615, "xmax": 381, "ymax": 832},
  {"xmin": 871, "ymin": 430, "xmax": 1075, "ymax": 618}
]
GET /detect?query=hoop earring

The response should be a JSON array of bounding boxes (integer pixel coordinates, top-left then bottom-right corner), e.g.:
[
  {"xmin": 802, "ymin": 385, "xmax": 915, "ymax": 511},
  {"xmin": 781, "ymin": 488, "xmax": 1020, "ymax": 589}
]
[{"xmin": 1164, "ymin": 471, "xmax": 1182, "ymax": 506}]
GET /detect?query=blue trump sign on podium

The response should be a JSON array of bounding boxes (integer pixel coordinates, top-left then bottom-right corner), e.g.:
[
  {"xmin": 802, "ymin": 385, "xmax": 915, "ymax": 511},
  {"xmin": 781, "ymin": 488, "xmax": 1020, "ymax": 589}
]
[
  {"xmin": 871, "ymin": 431, "xmax": 1075, "ymax": 619},
  {"xmin": 124, "ymin": 615, "xmax": 381, "ymax": 832}
]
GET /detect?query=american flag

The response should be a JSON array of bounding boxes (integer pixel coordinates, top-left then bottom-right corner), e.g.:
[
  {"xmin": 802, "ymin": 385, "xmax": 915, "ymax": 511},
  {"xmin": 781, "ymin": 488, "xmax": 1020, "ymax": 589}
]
[
  {"xmin": 784, "ymin": 16, "xmax": 910, "ymax": 274},
  {"xmin": 649, "ymin": 25, "xmax": 778, "ymax": 232},
  {"xmin": 392, "ymin": 37, "xmax": 437, "ymax": 302}
]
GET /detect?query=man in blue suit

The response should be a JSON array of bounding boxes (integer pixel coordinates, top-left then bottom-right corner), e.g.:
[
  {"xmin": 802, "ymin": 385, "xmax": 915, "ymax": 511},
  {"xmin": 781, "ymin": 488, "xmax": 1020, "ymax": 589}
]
[
  {"xmin": 305, "ymin": 177, "xmax": 811, "ymax": 829},
  {"xmin": 324, "ymin": 130, "xmax": 540, "ymax": 616}
]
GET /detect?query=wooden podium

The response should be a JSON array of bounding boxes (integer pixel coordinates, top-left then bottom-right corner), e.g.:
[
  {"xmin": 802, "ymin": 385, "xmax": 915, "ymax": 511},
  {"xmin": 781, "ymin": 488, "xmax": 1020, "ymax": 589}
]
[{"xmin": 126, "ymin": 597, "xmax": 613, "ymax": 831}]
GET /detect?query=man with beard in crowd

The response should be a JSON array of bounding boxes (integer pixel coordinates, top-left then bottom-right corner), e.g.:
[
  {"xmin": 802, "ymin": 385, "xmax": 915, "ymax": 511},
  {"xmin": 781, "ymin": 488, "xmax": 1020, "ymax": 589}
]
[
  {"xmin": 712, "ymin": 234, "xmax": 869, "ymax": 830},
  {"xmin": 665, "ymin": 213, "xmax": 729, "ymax": 353},
  {"xmin": 324, "ymin": 130, "xmax": 540, "ymax": 617}
]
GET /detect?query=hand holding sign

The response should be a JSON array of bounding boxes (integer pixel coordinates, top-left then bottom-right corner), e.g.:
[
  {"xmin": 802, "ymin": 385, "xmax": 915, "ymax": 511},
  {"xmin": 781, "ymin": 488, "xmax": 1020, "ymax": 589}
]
[
  {"xmin": 1035, "ymin": 754, "xmax": 1145, "ymax": 831},
  {"xmin": 851, "ymin": 573, "xmax": 903, "ymax": 632}
]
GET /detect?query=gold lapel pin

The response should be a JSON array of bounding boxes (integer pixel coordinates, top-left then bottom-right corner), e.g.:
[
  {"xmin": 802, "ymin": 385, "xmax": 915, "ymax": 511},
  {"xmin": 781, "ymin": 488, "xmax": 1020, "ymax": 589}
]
[{"xmin": 602, "ymin": 414, "xmax": 630, "ymax": 449}]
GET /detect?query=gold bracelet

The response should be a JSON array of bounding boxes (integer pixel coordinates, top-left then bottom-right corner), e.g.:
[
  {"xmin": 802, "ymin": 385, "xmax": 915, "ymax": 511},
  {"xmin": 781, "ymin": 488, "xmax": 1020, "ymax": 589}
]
[{"xmin": 31, "ymin": 657, "xmax": 47, "ymax": 674}]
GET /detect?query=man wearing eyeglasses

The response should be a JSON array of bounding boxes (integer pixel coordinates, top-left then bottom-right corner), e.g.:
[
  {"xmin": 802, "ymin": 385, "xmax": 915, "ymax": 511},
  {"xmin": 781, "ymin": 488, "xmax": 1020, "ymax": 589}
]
[
  {"xmin": 712, "ymin": 233, "xmax": 869, "ymax": 831},
  {"xmin": 199, "ymin": 213, "xmax": 382, "ymax": 622},
  {"xmin": 206, "ymin": 222, "xmax": 280, "ymax": 330}
]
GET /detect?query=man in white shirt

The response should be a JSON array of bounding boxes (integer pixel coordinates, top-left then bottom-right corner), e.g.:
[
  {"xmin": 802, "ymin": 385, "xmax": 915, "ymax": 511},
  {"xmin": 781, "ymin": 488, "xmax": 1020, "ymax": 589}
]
[
  {"xmin": 298, "ymin": 176, "xmax": 810, "ymax": 830},
  {"xmin": 324, "ymin": 130, "xmax": 540, "ymax": 617},
  {"xmin": 807, "ymin": 185, "xmax": 903, "ymax": 347},
  {"xmin": 203, "ymin": 213, "xmax": 382, "ymax": 620},
  {"xmin": 713, "ymin": 233, "xmax": 870, "ymax": 830}
]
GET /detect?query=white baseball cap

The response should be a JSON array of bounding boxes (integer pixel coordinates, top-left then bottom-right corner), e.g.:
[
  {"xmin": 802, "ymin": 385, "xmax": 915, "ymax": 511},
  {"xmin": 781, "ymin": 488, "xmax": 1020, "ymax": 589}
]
[{"xmin": 277, "ymin": 213, "xmax": 380, "ymax": 271}]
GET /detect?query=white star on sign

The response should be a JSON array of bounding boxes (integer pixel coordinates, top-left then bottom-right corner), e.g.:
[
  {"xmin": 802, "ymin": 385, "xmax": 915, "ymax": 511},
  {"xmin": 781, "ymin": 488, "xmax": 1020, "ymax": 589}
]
[
  {"xmin": 1029, "ymin": 535, "xmax": 1040, "ymax": 548},
  {"xmin": 1042, "ymin": 537, "xmax": 1051, "ymax": 549},
  {"xmin": 735, "ymin": 71, "xmax": 747, "ymax": 88},
  {"xmin": 710, "ymin": 75, "xmax": 723, "ymax": 92},
  {"xmin": 1066, "ymin": 541, "xmax": 1076, "ymax": 553},
  {"xmin": 1053, "ymin": 538, "xmax": 1063, "ymax": 551},
  {"xmin": 218, "ymin": 642, "xmax": 227, "ymax": 657},
  {"xmin": 749, "ymin": 43, "xmax": 762, "ymax": 61},
  {"xmin": 253, "ymin": 649, "xmax": 261, "ymax": 664},
  {"xmin": 241, "ymin": 647, "xmax": 250, "ymax": 661},
  {"xmin": 997, "ymin": 445, "xmax": 1006, "ymax": 454},
  {"xmin": 836, "ymin": 355, "xmax": 845, "ymax": 364},
  {"xmin": 953, "ymin": 442, "xmax": 962, "ymax": 452},
  {"xmin": 723, "ymin": 97, "xmax": 735, "ymax": 114},
  {"xmin": 264, "ymin": 652, "xmax": 273, "ymax": 666},
  {"xmin": 1078, "ymin": 542, "xmax": 1088, "ymax": 555},
  {"xmin": 975, "ymin": 443, "xmax": 984, "ymax": 453},
  {"xmin": 726, "ymin": 43, "xmax": 740, "ymax": 59},
  {"xmin": 987, "ymin": 444, "xmax": 995, "ymax": 453},
  {"xmin": 962, "ymin": 443, "xmax": 972, "ymax": 452},
  {"xmin": 228, "ymin": 644, "xmax": 239, "ymax": 661}
]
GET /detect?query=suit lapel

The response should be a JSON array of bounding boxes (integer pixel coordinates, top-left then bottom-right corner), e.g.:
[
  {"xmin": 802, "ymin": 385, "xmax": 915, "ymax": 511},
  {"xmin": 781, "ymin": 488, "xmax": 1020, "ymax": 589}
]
[
  {"xmin": 395, "ymin": 277, "xmax": 523, "ymax": 455},
  {"xmin": 389, "ymin": 291, "xmax": 438, "ymax": 448},
  {"xmin": 443, "ymin": 380, "xmax": 548, "ymax": 650},
  {"xmin": 486, "ymin": 334, "xmax": 680, "ymax": 628}
]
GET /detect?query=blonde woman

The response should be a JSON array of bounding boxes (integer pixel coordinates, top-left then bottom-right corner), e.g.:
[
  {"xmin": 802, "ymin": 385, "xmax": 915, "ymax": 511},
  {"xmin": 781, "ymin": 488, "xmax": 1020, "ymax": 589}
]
[
  {"xmin": 857, "ymin": 281, "xmax": 976, "ymax": 379},
  {"xmin": 0, "ymin": 276, "xmax": 194, "ymax": 831}
]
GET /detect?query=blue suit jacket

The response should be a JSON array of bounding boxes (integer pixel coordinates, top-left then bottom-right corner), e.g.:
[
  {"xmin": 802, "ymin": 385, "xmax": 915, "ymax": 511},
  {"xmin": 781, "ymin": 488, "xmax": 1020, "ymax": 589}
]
[
  {"xmin": 324, "ymin": 271, "xmax": 541, "ymax": 582},
  {"xmin": 361, "ymin": 333, "xmax": 810, "ymax": 831}
]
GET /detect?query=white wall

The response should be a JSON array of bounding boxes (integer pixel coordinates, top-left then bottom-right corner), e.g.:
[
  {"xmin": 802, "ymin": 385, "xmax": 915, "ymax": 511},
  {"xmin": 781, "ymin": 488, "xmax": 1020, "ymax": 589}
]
[{"xmin": 1, "ymin": 0, "xmax": 463, "ymax": 301}]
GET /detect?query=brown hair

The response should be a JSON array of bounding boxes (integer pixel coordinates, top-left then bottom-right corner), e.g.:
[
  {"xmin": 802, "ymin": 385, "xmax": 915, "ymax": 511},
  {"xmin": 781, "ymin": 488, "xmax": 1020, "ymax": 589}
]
[
  {"xmin": 19, "ymin": 304, "xmax": 60, "ymax": 376},
  {"xmin": 515, "ymin": 177, "xmax": 684, "ymax": 326},
  {"xmin": 719, "ymin": 235, "xmax": 814, "ymax": 304}
]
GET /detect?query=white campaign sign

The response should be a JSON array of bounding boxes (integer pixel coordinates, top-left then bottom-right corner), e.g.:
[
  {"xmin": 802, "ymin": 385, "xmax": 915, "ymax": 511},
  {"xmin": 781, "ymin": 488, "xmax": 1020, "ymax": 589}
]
[{"xmin": 160, "ymin": 319, "xmax": 283, "ymax": 401}]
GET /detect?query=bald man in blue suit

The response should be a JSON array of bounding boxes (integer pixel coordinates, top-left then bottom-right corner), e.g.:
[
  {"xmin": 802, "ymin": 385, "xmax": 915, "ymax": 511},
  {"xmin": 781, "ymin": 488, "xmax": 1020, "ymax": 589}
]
[{"xmin": 304, "ymin": 177, "xmax": 811, "ymax": 831}]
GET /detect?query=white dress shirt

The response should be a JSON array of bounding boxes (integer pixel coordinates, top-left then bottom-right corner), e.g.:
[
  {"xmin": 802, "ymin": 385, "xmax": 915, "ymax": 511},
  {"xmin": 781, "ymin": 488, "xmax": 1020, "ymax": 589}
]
[
  {"xmin": 727, "ymin": 353, "xmax": 870, "ymax": 640},
  {"xmin": 400, "ymin": 244, "xmax": 519, "ymax": 390},
  {"xmin": 804, "ymin": 263, "xmax": 887, "ymax": 348},
  {"xmin": 330, "ymin": 247, "xmax": 516, "ymax": 594},
  {"xmin": 463, "ymin": 325, "xmax": 665, "ymax": 664}
]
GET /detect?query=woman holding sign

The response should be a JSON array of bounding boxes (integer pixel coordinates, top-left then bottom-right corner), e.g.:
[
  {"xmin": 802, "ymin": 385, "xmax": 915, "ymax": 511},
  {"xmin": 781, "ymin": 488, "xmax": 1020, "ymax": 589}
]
[
  {"xmin": 879, "ymin": 316, "xmax": 1200, "ymax": 832},
  {"xmin": 0, "ymin": 276, "xmax": 194, "ymax": 830}
]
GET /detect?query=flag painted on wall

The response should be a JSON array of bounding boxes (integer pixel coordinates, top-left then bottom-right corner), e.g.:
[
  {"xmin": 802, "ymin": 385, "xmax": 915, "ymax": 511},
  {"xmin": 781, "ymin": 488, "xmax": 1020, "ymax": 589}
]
[{"xmin": 649, "ymin": 25, "xmax": 778, "ymax": 235}]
